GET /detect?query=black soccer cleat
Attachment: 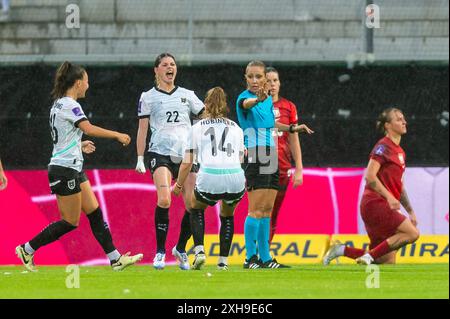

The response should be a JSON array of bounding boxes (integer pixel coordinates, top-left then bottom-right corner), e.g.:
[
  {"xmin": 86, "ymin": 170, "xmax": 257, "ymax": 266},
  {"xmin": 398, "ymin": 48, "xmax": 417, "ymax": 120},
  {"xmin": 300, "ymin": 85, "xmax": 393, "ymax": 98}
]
[
  {"xmin": 243, "ymin": 255, "xmax": 261, "ymax": 269},
  {"xmin": 261, "ymin": 258, "xmax": 291, "ymax": 269}
]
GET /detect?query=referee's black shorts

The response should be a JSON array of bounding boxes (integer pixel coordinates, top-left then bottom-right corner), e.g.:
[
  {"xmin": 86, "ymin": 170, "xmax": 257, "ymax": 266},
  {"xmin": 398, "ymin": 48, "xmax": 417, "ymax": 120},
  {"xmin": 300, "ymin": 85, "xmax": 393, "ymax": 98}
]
[{"xmin": 242, "ymin": 146, "xmax": 279, "ymax": 191}]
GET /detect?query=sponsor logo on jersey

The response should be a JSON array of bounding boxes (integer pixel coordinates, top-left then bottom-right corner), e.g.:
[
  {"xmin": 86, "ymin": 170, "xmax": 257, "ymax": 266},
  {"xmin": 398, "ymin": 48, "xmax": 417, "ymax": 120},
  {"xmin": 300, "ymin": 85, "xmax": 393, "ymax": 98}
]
[
  {"xmin": 374, "ymin": 145, "xmax": 385, "ymax": 155},
  {"xmin": 49, "ymin": 180, "xmax": 61, "ymax": 187},
  {"xmin": 151, "ymin": 158, "xmax": 156, "ymax": 168},
  {"xmin": 67, "ymin": 179, "xmax": 76, "ymax": 190},
  {"xmin": 181, "ymin": 98, "xmax": 187, "ymax": 104},
  {"xmin": 72, "ymin": 107, "xmax": 83, "ymax": 117}
]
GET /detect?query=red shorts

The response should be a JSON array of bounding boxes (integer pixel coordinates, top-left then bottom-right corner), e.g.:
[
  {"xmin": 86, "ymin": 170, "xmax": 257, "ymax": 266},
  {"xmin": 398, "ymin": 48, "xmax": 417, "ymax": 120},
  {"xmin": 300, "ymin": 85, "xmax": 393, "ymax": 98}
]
[{"xmin": 360, "ymin": 193, "xmax": 407, "ymax": 249}]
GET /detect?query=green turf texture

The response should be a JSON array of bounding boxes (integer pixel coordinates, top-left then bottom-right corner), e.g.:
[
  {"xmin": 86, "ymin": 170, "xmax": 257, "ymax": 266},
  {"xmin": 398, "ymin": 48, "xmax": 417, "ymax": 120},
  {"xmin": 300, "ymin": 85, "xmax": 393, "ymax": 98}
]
[{"xmin": 0, "ymin": 264, "xmax": 448, "ymax": 299}]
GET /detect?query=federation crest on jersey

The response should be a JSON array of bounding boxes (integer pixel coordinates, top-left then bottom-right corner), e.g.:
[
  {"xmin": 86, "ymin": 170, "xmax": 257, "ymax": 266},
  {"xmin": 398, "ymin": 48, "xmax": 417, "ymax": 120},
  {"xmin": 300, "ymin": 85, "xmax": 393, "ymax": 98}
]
[
  {"xmin": 374, "ymin": 145, "xmax": 385, "ymax": 155},
  {"xmin": 67, "ymin": 179, "xmax": 76, "ymax": 190},
  {"xmin": 71, "ymin": 107, "xmax": 83, "ymax": 117},
  {"xmin": 398, "ymin": 153, "xmax": 405, "ymax": 165}
]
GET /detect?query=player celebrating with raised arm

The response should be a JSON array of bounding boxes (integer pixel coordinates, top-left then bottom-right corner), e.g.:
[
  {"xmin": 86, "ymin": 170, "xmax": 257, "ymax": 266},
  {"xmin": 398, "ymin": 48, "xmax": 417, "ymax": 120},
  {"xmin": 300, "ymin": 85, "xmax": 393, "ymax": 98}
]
[
  {"xmin": 0, "ymin": 157, "xmax": 7, "ymax": 190},
  {"xmin": 173, "ymin": 87, "xmax": 246, "ymax": 271},
  {"xmin": 16, "ymin": 61, "xmax": 143, "ymax": 272},
  {"xmin": 266, "ymin": 67, "xmax": 314, "ymax": 242},
  {"xmin": 323, "ymin": 108, "xmax": 420, "ymax": 265},
  {"xmin": 135, "ymin": 53, "xmax": 205, "ymax": 270},
  {"xmin": 237, "ymin": 61, "xmax": 305, "ymax": 269}
]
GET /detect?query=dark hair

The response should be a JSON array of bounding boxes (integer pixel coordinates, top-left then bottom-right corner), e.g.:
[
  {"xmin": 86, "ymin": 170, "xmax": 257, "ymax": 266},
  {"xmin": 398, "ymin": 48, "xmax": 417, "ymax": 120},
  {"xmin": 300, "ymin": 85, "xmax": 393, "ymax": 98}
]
[
  {"xmin": 51, "ymin": 61, "xmax": 86, "ymax": 100},
  {"xmin": 203, "ymin": 87, "xmax": 228, "ymax": 119},
  {"xmin": 245, "ymin": 60, "xmax": 266, "ymax": 74},
  {"xmin": 154, "ymin": 52, "xmax": 176, "ymax": 68},
  {"xmin": 376, "ymin": 107, "xmax": 402, "ymax": 135},
  {"xmin": 265, "ymin": 66, "xmax": 279, "ymax": 75}
]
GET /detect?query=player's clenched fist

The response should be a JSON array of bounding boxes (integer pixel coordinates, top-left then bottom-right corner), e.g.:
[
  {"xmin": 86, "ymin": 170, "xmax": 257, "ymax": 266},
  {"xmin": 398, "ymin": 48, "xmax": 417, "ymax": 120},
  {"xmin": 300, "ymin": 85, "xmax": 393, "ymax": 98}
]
[
  {"xmin": 116, "ymin": 133, "xmax": 131, "ymax": 146},
  {"xmin": 135, "ymin": 156, "xmax": 146, "ymax": 174}
]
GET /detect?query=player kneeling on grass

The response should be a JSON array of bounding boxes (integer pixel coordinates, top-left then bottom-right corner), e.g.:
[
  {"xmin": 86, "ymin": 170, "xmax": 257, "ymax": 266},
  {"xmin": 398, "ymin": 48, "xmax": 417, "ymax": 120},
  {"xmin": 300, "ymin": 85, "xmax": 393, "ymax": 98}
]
[
  {"xmin": 323, "ymin": 108, "xmax": 419, "ymax": 265},
  {"xmin": 173, "ymin": 87, "xmax": 246, "ymax": 271},
  {"xmin": 16, "ymin": 62, "xmax": 143, "ymax": 272}
]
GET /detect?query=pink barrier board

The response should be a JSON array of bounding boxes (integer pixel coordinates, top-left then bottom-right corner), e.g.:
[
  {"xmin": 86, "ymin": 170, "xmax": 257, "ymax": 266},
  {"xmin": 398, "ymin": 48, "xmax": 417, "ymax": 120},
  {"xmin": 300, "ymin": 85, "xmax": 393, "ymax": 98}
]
[{"xmin": 0, "ymin": 167, "xmax": 447, "ymax": 265}]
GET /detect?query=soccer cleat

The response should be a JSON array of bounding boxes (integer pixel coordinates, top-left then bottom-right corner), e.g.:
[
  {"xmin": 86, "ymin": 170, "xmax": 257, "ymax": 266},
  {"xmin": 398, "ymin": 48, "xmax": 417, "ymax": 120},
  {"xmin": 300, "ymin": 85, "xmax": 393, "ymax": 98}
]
[
  {"xmin": 217, "ymin": 263, "xmax": 229, "ymax": 271},
  {"xmin": 356, "ymin": 253, "xmax": 374, "ymax": 265},
  {"xmin": 261, "ymin": 258, "xmax": 291, "ymax": 269},
  {"xmin": 15, "ymin": 245, "xmax": 36, "ymax": 272},
  {"xmin": 153, "ymin": 253, "xmax": 166, "ymax": 270},
  {"xmin": 243, "ymin": 255, "xmax": 261, "ymax": 269},
  {"xmin": 192, "ymin": 252, "xmax": 206, "ymax": 270},
  {"xmin": 111, "ymin": 252, "xmax": 143, "ymax": 271},
  {"xmin": 322, "ymin": 240, "xmax": 345, "ymax": 266},
  {"xmin": 172, "ymin": 246, "xmax": 190, "ymax": 270}
]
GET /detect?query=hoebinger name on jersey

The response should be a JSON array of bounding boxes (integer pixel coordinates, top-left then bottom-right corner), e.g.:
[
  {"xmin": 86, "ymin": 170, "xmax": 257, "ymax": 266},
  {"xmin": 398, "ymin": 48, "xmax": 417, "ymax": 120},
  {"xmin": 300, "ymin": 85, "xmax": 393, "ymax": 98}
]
[{"xmin": 200, "ymin": 118, "xmax": 236, "ymax": 127}]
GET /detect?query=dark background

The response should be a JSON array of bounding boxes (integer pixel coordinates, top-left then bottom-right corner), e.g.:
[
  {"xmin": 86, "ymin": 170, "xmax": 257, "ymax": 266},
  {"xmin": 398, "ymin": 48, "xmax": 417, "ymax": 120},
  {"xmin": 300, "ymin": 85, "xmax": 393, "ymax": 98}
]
[{"xmin": 0, "ymin": 64, "xmax": 448, "ymax": 169}]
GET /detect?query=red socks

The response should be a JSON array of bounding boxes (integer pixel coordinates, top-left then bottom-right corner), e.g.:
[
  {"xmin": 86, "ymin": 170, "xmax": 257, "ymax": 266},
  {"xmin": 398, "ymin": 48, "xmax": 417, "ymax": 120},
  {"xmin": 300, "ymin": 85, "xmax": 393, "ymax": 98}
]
[
  {"xmin": 344, "ymin": 246, "xmax": 366, "ymax": 259},
  {"xmin": 368, "ymin": 240, "xmax": 392, "ymax": 260}
]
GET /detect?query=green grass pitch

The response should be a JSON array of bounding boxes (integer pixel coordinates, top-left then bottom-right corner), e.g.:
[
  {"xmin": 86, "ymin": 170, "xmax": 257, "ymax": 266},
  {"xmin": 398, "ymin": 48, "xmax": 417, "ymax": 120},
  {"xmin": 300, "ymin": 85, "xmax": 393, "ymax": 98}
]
[{"xmin": 0, "ymin": 264, "xmax": 448, "ymax": 299}]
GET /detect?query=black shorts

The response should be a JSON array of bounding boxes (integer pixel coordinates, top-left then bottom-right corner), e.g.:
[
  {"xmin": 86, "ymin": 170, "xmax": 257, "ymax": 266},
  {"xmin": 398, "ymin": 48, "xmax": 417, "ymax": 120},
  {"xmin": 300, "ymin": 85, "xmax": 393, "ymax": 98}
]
[
  {"xmin": 194, "ymin": 187, "xmax": 245, "ymax": 207},
  {"xmin": 48, "ymin": 165, "xmax": 88, "ymax": 196},
  {"xmin": 243, "ymin": 146, "xmax": 280, "ymax": 191},
  {"xmin": 148, "ymin": 152, "xmax": 199, "ymax": 180}
]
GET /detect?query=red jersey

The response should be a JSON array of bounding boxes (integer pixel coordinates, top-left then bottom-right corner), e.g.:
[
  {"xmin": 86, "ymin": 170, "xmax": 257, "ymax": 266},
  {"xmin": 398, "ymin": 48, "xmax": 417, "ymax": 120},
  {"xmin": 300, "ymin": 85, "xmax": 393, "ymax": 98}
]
[
  {"xmin": 364, "ymin": 136, "xmax": 406, "ymax": 200},
  {"xmin": 273, "ymin": 97, "xmax": 298, "ymax": 172}
]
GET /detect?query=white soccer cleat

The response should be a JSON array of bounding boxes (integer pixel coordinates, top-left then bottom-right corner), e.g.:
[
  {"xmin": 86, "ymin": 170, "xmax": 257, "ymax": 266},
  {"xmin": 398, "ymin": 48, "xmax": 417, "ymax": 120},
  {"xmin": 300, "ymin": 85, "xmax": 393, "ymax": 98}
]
[
  {"xmin": 15, "ymin": 245, "xmax": 37, "ymax": 272},
  {"xmin": 111, "ymin": 252, "xmax": 143, "ymax": 271},
  {"xmin": 322, "ymin": 240, "xmax": 345, "ymax": 266},
  {"xmin": 356, "ymin": 253, "xmax": 374, "ymax": 265},
  {"xmin": 192, "ymin": 253, "xmax": 206, "ymax": 270},
  {"xmin": 153, "ymin": 253, "xmax": 166, "ymax": 270},
  {"xmin": 172, "ymin": 247, "xmax": 190, "ymax": 270},
  {"xmin": 217, "ymin": 263, "xmax": 229, "ymax": 271}
]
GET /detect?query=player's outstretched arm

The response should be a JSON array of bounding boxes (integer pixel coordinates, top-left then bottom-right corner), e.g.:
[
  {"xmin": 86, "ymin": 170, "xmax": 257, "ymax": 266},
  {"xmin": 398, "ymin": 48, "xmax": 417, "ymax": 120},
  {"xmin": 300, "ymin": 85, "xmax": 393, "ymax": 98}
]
[
  {"xmin": 136, "ymin": 118, "xmax": 149, "ymax": 173},
  {"xmin": 78, "ymin": 121, "xmax": 131, "ymax": 146}
]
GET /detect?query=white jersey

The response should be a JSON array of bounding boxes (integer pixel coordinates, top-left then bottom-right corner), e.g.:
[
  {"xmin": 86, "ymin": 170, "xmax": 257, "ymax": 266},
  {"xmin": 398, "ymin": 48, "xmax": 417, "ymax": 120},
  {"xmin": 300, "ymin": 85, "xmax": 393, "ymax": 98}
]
[
  {"xmin": 48, "ymin": 97, "xmax": 87, "ymax": 172},
  {"xmin": 138, "ymin": 86, "xmax": 205, "ymax": 158},
  {"xmin": 188, "ymin": 117, "xmax": 246, "ymax": 194}
]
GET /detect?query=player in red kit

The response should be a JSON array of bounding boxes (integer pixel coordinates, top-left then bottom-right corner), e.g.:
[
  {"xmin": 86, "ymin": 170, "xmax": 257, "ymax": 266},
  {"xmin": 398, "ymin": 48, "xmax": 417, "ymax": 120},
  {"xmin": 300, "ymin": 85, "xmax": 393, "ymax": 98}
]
[
  {"xmin": 323, "ymin": 108, "xmax": 420, "ymax": 265},
  {"xmin": 266, "ymin": 67, "xmax": 314, "ymax": 242}
]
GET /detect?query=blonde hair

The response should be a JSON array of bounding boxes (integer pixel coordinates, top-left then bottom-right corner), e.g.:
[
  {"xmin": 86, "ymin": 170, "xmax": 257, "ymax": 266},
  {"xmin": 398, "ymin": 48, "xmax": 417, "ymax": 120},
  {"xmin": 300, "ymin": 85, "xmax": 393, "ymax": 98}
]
[
  {"xmin": 202, "ymin": 87, "xmax": 228, "ymax": 119},
  {"xmin": 376, "ymin": 107, "xmax": 402, "ymax": 135},
  {"xmin": 245, "ymin": 60, "xmax": 266, "ymax": 74}
]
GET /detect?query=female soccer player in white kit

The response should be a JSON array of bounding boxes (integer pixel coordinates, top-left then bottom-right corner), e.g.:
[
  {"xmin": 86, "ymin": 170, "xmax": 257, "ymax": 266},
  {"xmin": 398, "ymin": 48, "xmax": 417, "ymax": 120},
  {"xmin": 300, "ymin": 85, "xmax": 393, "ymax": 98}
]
[
  {"xmin": 173, "ymin": 87, "xmax": 246, "ymax": 270},
  {"xmin": 135, "ymin": 53, "xmax": 205, "ymax": 270},
  {"xmin": 16, "ymin": 61, "xmax": 143, "ymax": 271}
]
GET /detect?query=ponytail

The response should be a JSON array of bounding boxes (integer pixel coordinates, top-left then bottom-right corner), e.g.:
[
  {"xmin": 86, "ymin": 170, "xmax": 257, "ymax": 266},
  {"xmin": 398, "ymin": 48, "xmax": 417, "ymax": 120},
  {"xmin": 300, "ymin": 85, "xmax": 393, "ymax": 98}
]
[
  {"xmin": 203, "ymin": 87, "xmax": 228, "ymax": 119},
  {"xmin": 376, "ymin": 107, "xmax": 402, "ymax": 135},
  {"xmin": 51, "ymin": 61, "xmax": 85, "ymax": 100}
]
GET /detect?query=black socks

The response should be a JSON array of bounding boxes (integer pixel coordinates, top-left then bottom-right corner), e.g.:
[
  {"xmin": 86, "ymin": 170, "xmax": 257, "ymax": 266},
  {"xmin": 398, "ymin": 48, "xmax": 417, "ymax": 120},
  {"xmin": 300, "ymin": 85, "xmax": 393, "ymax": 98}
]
[
  {"xmin": 29, "ymin": 220, "xmax": 77, "ymax": 251},
  {"xmin": 87, "ymin": 207, "xmax": 116, "ymax": 254},
  {"xmin": 155, "ymin": 206, "xmax": 170, "ymax": 254}
]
